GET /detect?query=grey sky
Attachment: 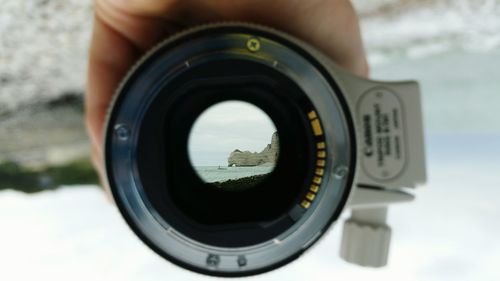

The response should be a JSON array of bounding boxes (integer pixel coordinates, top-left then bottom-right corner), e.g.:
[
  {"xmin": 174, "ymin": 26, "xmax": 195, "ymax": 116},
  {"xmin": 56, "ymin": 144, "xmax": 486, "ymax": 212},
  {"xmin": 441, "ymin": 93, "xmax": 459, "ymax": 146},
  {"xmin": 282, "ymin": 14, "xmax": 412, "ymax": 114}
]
[{"xmin": 188, "ymin": 101, "xmax": 276, "ymax": 166}]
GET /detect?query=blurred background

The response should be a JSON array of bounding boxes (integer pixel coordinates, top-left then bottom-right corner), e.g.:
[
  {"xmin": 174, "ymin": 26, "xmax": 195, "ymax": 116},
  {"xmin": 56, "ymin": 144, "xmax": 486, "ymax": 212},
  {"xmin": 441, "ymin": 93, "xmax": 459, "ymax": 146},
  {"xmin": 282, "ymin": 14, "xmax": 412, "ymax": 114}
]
[{"xmin": 0, "ymin": 0, "xmax": 499, "ymax": 280}]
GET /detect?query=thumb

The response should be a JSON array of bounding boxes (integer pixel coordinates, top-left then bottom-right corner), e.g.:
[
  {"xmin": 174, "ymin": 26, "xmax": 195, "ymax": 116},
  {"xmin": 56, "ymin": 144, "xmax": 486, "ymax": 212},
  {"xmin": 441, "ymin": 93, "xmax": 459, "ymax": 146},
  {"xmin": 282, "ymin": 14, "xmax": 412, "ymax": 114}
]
[{"xmin": 101, "ymin": 0, "xmax": 183, "ymax": 17}]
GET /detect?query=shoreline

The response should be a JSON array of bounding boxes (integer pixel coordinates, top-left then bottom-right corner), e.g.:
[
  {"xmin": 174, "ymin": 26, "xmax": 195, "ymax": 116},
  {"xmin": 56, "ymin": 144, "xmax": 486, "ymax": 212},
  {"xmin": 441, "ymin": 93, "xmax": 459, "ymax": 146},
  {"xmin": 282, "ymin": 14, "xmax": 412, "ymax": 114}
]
[
  {"xmin": 0, "ymin": 158, "xmax": 98, "ymax": 193},
  {"xmin": 212, "ymin": 174, "xmax": 269, "ymax": 191}
]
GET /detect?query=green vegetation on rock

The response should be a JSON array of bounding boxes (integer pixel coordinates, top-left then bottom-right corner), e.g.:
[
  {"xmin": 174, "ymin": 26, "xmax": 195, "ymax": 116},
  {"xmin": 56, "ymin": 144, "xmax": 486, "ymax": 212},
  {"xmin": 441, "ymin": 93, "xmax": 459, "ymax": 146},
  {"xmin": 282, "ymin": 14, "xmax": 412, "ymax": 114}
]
[
  {"xmin": 212, "ymin": 174, "xmax": 268, "ymax": 192},
  {"xmin": 0, "ymin": 158, "xmax": 99, "ymax": 193}
]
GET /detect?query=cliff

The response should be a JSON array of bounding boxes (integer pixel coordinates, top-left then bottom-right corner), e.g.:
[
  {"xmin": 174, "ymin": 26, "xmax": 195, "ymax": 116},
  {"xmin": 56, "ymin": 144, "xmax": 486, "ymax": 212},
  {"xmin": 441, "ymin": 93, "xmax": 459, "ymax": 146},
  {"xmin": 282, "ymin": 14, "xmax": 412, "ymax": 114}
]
[{"xmin": 228, "ymin": 132, "xmax": 279, "ymax": 167}]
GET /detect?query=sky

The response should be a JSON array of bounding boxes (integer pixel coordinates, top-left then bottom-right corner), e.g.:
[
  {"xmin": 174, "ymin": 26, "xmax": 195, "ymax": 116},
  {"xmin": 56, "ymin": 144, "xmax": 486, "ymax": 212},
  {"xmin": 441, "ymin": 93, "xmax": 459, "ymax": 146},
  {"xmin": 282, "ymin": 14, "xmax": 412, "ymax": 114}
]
[{"xmin": 188, "ymin": 101, "xmax": 277, "ymax": 166}]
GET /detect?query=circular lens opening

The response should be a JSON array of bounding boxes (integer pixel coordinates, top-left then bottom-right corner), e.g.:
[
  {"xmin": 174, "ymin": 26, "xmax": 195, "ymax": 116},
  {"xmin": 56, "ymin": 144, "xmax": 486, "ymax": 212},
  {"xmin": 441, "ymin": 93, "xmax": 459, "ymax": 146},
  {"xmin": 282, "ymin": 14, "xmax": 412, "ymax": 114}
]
[
  {"xmin": 131, "ymin": 55, "xmax": 330, "ymax": 248},
  {"xmin": 188, "ymin": 101, "xmax": 279, "ymax": 191}
]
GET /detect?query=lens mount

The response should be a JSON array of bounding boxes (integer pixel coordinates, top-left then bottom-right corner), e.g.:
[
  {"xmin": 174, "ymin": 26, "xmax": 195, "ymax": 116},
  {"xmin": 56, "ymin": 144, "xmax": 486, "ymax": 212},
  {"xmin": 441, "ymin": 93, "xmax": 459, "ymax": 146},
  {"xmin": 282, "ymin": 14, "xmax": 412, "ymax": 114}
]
[{"xmin": 105, "ymin": 23, "xmax": 356, "ymax": 276}]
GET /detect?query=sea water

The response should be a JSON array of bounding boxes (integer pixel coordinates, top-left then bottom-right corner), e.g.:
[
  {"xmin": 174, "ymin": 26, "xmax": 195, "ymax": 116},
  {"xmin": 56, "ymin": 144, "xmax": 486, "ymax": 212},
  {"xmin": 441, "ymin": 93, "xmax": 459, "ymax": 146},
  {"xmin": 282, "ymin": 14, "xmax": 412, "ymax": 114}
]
[{"xmin": 194, "ymin": 166, "xmax": 274, "ymax": 183}]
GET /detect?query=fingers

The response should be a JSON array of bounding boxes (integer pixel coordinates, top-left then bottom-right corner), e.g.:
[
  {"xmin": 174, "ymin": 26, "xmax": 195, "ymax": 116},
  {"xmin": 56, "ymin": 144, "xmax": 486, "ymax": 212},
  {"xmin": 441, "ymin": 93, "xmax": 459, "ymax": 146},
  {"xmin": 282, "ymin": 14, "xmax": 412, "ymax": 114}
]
[
  {"xmin": 86, "ymin": 1, "xmax": 179, "ymax": 157},
  {"xmin": 271, "ymin": 0, "xmax": 369, "ymax": 77},
  {"xmin": 191, "ymin": 0, "xmax": 369, "ymax": 77},
  {"xmin": 302, "ymin": 0, "xmax": 369, "ymax": 77},
  {"xmin": 90, "ymin": 141, "xmax": 114, "ymax": 202},
  {"xmin": 87, "ymin": 1, "xmax": 183, "ymax": 198},
  {"xmin": 95, "ymin": 0, "xmax": 180, "ymax": 51},
  {"xmin": 94, "ymin": 0, "xmax": 368, "ymax": 78},
  {"xmin": 85, "ymin": 15, "xmax": 138, "ymax": 151},
  {"xmin": 101, "ymin": 0, "xmax": 182, "ymax": 17}
]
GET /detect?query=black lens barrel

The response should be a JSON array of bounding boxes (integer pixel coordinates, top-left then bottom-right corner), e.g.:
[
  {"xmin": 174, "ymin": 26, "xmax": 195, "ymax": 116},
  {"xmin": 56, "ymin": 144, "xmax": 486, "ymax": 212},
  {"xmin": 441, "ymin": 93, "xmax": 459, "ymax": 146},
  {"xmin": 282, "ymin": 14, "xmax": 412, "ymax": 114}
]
[{"xmin": 105, "ymin": 23, "xmax": 355, "ymax": 277}]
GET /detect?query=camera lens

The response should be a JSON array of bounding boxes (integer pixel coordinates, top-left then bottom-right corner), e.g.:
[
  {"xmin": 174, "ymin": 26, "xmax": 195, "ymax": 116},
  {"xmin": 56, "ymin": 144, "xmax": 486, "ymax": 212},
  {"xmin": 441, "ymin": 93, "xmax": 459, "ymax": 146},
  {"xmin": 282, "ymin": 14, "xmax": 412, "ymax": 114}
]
[{"xmin": 105, "ymin": 23, "xmax": 356, "ymax": 276}]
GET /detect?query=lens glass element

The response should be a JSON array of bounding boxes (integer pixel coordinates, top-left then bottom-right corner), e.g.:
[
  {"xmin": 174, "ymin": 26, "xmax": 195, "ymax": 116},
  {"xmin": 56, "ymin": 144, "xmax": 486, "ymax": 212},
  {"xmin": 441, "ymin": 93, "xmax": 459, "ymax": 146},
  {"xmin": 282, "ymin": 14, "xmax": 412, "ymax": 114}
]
[{"xmin": 188, "ymin": 100, "xmax": 279, "ymax": 191}]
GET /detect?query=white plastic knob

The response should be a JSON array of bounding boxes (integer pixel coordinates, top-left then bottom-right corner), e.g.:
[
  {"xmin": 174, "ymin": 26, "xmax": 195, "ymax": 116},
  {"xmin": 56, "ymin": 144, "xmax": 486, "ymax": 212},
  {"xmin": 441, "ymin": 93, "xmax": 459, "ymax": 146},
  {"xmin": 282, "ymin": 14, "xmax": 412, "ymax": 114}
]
[{"xmin": 340, "ymin": 210, "xmax": 392, "ymax": 267}]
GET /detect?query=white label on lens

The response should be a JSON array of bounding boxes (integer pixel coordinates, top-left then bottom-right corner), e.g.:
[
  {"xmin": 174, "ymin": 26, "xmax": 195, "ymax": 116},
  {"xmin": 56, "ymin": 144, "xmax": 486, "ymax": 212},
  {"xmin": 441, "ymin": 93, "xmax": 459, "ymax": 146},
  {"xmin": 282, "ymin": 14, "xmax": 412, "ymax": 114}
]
[{"xmin": 358, "ymin": 87, "xmax": 406, "ymax": 180}]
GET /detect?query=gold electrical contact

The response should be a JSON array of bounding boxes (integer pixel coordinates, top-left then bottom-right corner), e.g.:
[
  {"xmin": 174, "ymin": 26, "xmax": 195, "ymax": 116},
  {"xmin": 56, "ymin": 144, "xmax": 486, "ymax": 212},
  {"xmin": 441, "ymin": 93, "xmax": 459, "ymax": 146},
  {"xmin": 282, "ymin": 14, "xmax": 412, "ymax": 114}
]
[
  {"xmin": 300, "ymin": 200, "xmax": 311, "ymax": 209},
  {"xmin": 310, "ymin": 185, "xmax": 319, "ymax": 193},
  {"xmin": 301, "ymin": 110, "xmax": 328, "ymax": 209}
]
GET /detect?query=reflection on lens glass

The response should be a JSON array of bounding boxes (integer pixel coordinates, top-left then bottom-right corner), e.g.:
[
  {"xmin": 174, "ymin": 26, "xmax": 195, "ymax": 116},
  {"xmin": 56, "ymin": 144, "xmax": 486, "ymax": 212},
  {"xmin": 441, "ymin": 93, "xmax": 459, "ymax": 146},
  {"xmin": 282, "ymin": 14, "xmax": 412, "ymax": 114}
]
[{"xmin": 188, "ymin": 101, "xmax": 279, "ymax": 191}]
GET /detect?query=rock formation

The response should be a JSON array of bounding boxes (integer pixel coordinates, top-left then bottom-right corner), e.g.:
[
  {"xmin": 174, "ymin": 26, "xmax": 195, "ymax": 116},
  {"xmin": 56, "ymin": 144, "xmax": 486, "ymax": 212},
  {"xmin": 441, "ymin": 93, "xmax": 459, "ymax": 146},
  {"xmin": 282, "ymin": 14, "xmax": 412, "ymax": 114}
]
[{"xmin": 228, "ymin": 132, "xmax": 279, "ymax": 167}]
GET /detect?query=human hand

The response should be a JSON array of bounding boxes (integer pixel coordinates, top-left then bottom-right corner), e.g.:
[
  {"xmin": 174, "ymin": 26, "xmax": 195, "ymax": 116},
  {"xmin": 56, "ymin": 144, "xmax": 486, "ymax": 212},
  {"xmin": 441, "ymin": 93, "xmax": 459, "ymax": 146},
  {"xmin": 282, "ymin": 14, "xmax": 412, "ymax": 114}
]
[{"xmin": 85, "ymin": 0, "xmax": 369, "ymax": 193}]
